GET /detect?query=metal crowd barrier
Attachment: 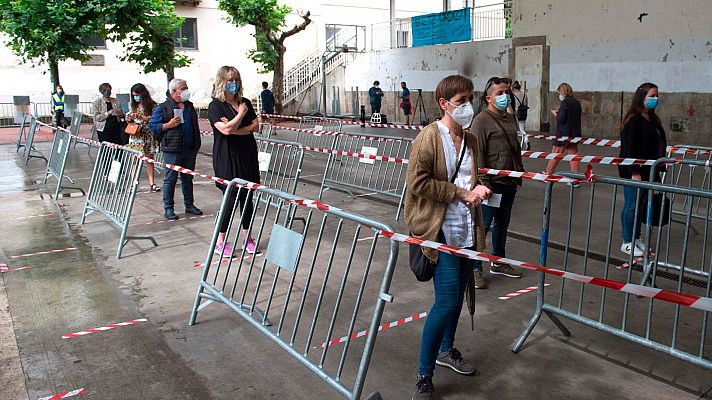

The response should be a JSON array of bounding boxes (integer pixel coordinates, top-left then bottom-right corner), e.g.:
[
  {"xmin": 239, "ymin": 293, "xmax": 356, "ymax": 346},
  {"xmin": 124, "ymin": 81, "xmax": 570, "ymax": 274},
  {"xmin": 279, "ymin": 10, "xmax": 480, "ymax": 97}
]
[
  {"xmin": 69, "ymin": 111, "xmax": 93, "ymax": 153},
  {"xmin": 43, "ymin": 126, "xmax": 85, "ymax": 198},
  {"xmin": 257, "ymin": 122, "xmax": 273, "ymax": 138},
  {"xmin": 80, "ymin": 143, "xmax": 157, "ymax": 259},
  {"xmin": 256, "ymin": 137, "xmax": 304, "ymax": 195},
  {"xmin": 297, "ymin": 116, "xmax": 343, "ymax": 159},
  {"xmin": 15, "ymin": 113, "xmax": 30, "ymax": 153},
  {"xmin": 319, "ymin": 133, "xmax": 412, "ymax": 220},
  {"xmin": 638, "ymin": 158, "xmax": 712, "ymax": 281},
  {"xmin": 22, "ymin": 118, "xmax": 47, "ymax": 165},
  {"xmin": 513, "ymin": 173, "xmax": 712, "ymax": 371},
  {"xmin": 189, "ymin": 178, "xmax": 398, "ymax": 400},
  {"xmin": 663, "ymin": 144, "xmax": 712, "ymax": 224},
  {"xmin": 0, "ymin": 102, "xmax": 16, "ymax": 127}
]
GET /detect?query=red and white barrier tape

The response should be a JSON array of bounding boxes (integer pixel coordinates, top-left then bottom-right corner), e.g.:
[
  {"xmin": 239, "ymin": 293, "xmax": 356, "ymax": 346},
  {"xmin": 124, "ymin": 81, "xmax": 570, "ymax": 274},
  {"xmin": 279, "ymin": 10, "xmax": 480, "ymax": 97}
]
[
  {"xmin": 300, "ymin": 146, "xmax": 409, "ymax": 164},
  {"xmin": 374, "ymin": 230, "xmax": 712, "ymax": 313},
  {"xmin": 498, "ymin": 284, "xmax": 551, "ymax": 300},
  {"xmin": 61, "ymin": 318, "xmax": 147, "ymax": 339},
  {"xmin": 524, "ymin": 134, "xmax": 621, "ymax": 147},
  {"xmin": 261, "ymin": 113, "xmax": 423, "ymax": 131},
  {"xmin": 320, "ymin": 311, "xmax": 428, "ymax": 348},
  {"xmin": 521, "ymin": 151, "xmax": 658, "ymax": 166},
  {"xmin": 273, "ymin": 125, "xmax": 414, "ymax": 143},
  {"xmin": 11, "ymin": 247, "xmax": 77, "ymax": 259},
  {"xmin": 0, "ymin": 263, "xmax": 32, "ymax": 273},
  {"xmin": 479, "ymin": 168, "xmax": 579, "ymax": 184},
  {"xmin": 39, "ymin": 388, "xmax": 86, "ymax": 400},
  {"xmin": 193, "ymin": 252, "xmax": 264, "ymax": 268},
  {"xmin": 615, "ymin": 254, "xmax": 654, "ymax": 270}
]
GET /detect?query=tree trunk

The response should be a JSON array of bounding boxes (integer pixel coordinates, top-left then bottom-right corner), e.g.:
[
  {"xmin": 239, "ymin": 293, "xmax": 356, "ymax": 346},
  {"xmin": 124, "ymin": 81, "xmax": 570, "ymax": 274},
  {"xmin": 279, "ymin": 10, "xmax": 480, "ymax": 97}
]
[
  {"xmin": 165, "ymin": 65, "xmax": 175, "ymax": 84},
  {"xmin": 49, "ymin": 59, "xmax": 60, "ymax": 91},
  {"xmin": 272, "ymin": 46, "xmax": 286, "ymax": 115}
]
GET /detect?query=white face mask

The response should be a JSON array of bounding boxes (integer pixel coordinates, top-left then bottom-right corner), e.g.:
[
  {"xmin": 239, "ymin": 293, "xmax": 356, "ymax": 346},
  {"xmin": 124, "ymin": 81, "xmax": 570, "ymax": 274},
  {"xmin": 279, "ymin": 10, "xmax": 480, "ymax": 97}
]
[
  {"xmin": 559, "ymin": 94, "xmax": 566, "ymax": 101},
  {"xmin": 446, "ymin": 101, "xmax": 475, "ymax": 129},
  {"xmin": 180, "ymin": 89, "xmax": 190, "ymax": 102}
]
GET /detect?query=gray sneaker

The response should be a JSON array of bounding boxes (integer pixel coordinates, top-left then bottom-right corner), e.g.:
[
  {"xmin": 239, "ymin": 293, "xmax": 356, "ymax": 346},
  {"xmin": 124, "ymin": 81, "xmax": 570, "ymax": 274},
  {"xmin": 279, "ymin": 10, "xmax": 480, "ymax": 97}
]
[
  {"xmin": 412, "ymin": 375, "xmax": 435, "ymax": 400},
  {"xmin": 473, "ymin": 269, "xmax": 487, "ymax": 289},
  {"xmin": 490, "ymin": 262, "xmax": 522, "ymax": 278},
  {"xmin": 436, "ymin": 348, "xmax": 476, "ymax": 375}
]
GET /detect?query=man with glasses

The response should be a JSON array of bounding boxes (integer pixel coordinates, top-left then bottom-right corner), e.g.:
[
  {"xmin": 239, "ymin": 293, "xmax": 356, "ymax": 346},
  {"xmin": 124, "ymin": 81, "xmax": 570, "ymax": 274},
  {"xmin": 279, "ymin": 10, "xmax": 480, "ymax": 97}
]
[{"xmin": 470, "ymin": 77, "xmax": 526, "ymax": 289}]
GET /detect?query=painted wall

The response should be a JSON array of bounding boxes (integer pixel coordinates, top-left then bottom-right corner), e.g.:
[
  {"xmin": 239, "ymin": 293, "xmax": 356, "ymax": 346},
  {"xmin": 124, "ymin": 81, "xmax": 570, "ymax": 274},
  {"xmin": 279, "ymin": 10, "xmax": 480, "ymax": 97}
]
[
  {"xmin": 287, "ymin": 38, "xmax": 512, "ymax": 123},
  {"xmin": 511, "ymin": 0, "xmax": 712, "ymax": 143}
]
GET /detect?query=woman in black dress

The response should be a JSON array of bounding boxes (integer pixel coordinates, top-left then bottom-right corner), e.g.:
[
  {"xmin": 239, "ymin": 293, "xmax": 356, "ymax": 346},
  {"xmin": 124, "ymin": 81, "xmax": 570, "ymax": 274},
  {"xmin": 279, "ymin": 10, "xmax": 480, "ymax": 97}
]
[{"xmin": 208, "ymin": 66, "xmax": 260, "ymax": 257}]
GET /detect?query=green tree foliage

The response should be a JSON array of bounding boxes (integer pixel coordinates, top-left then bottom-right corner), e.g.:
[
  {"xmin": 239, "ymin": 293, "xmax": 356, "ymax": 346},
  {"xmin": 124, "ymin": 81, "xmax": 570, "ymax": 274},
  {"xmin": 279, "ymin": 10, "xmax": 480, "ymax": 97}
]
[
  {"xmin": 0, "ymin": 0, "xmax": 109, "ymax": 89},
  {"xmin": 218, "ymin": 0, "xmax": 311, "ymax": 113},
  {"xmin": 108, "ymin": 0, "xmax": 191, "ymax": 83}
]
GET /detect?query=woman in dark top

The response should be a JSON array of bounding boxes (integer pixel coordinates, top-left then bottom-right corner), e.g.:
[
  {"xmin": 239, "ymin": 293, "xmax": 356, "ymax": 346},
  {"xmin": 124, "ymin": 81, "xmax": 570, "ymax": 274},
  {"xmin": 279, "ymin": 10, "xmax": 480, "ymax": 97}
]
[
  {"xmin": 91, "ymin": 82, "xmax": 124, "ymax": 145},
  {"xmin": 544, "ymin": 83, "xmax": 582, "ymax": 177},
  {"xmin": 208, "ymin": 66, "xmax": 260, "ymax": 258},
  {"xmin": 618, "ymin": 82, "xmax": 666, "ymax": 257}
]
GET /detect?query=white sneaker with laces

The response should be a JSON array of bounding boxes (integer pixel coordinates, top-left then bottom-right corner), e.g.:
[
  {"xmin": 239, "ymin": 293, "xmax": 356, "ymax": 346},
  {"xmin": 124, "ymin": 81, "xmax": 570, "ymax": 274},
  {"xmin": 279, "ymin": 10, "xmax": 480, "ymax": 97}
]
[{"xmin": 621, "ymin": 242, "xmax": 644, "ymax": 257}]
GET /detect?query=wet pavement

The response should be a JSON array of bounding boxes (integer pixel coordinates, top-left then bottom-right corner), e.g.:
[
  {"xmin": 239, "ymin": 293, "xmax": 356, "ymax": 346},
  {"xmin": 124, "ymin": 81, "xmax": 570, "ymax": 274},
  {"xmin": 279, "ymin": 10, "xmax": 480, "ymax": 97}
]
[{"xmin": 1, "ymin": 123, "xmax": 711, "ymax": 400}]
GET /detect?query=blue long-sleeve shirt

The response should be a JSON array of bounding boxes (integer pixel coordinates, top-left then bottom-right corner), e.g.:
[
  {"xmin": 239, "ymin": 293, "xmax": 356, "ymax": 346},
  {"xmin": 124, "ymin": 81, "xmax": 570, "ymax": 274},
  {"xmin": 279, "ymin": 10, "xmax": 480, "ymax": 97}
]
[{"xmin": 148, "ymin": 106, "xmax": 194, "ymax": 152}]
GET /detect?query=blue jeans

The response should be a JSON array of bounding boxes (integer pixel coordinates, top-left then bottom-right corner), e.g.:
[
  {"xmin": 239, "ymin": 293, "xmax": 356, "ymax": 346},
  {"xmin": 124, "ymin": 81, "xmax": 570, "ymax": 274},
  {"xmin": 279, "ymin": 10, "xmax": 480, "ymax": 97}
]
[
  {"xmin": 474, "ymin": 184, "xmax": 518, "ymax": 271},
  {"xmin": 162, "ymin": 149, "xmax": 197, "ymax": 211},
  {"xmin": 418, "ymin": 247, "xmax": 475, "ymax": 376},
  {"xmin": 621, "ymin": 186, "xmax": 648, "ymax": 243}
]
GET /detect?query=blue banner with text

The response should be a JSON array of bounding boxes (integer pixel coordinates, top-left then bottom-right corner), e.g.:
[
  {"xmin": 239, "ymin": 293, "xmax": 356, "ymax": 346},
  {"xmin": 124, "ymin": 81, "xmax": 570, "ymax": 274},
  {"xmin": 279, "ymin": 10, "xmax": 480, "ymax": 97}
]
[{"xmin": 412, "ymin": 8, "xmax": 472, "ymax": 47}]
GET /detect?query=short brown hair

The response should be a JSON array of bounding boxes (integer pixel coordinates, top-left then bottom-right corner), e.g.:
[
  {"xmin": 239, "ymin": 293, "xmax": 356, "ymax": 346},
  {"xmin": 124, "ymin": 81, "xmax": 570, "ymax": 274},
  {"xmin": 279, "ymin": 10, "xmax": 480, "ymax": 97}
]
[
  {"xmin": 99, "ymin": 82, "xmax": 111, "ymax": 93},
  {"xmin": 435, "ymin": 75, "xmax": 474, "ymax": 115},
  {"xmin": 557, "ymin": 82, "xmax": 574, "ymax": 97}
]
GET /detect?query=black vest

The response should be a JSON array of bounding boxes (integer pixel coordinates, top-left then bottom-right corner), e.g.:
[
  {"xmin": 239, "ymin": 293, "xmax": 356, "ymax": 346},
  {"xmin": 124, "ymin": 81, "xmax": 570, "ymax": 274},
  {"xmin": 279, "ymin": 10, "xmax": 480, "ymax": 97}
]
[{"xmin": 158, "ymin": 97, "xmax": 201, "ymax": 153}]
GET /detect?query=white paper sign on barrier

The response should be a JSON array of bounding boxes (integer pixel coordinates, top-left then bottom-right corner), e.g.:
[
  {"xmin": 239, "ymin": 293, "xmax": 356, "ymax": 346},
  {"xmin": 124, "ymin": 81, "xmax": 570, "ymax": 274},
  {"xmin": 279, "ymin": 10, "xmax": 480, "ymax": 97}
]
[
  {"xmin": 313, "ymin": 124, "xmax": 323, "ymax": 136},
  {"xmin": 258, "ymin": 152, "xmax": 272, "ymax": 172},
  {"xmin": 108, "ymin": 160, "xmax": 122, "ymax": 184},
  {"xmin": 359, "ymin": 146, "xmax": 378, "ymax": 165},
  {"xmin": 58, "ymin": 139, "xmax": 64, "ymax": 153}
]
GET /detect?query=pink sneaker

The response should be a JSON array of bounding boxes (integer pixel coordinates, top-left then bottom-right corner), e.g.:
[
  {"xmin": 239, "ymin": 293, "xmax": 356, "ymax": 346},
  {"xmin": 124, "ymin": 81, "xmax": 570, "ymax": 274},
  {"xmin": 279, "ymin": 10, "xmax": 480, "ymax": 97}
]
[
  {"xmin": 245, "ymin": 238, "xmax": 260, "ymax": 254},
  {"xmin": 213, "ymin": 242, "xmax": 233, "ymax": 258}
]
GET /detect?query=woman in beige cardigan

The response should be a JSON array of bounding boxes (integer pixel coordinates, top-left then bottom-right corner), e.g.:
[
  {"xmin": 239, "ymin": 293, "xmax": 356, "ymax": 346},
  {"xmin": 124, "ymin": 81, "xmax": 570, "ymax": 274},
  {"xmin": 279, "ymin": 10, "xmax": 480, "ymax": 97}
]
[
  {"xmin": 91, "ymin": 82, "xmax": 124, "ymax": 144},
  {"xmin": 405, "ymin": 75, "xmax": 491, "ymax": 400}
]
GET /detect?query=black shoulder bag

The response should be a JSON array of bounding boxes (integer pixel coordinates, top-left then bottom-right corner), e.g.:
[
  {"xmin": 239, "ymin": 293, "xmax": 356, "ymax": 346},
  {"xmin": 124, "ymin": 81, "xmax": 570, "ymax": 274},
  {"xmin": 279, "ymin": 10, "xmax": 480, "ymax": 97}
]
[{"xmin": 409, "ymin": 136, "xmax": 467, "ymax": 282}]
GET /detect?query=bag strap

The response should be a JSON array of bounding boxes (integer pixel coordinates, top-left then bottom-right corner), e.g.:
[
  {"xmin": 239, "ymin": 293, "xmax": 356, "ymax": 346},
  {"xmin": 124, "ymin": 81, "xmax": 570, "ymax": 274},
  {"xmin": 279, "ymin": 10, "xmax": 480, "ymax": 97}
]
[
  {"xmin": 450, "ymin": 135, "xmax": 467, "ymax": 184},
  {"xmin": 486, "ymin": 111, "xmax": 525, "ymax": 172}
]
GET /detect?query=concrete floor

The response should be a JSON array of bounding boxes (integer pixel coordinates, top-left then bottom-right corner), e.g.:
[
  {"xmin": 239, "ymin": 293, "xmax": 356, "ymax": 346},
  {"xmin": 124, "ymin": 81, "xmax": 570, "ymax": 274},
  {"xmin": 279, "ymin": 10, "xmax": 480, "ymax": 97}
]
[{"xmin": 1, "ymin": 122, "xmax": 711, "ymax": 400}]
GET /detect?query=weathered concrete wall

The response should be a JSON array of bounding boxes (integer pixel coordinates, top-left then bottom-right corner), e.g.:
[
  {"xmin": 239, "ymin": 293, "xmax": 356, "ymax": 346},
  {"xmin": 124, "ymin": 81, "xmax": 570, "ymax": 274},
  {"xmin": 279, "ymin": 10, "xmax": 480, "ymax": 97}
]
[
  {"xmin": 511, "ymin": 1, "xmax": 712, "ymax": 144},
  {"xmin": 286, "ymin": 39, "xmax": 513, "ymax": 124}
]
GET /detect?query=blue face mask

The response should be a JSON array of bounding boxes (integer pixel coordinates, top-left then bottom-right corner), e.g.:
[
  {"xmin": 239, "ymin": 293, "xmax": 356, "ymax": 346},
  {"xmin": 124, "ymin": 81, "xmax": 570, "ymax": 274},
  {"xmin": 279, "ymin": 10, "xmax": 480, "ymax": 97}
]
[
  {"xmin": 494, "ymin": 94, "xmax": 510, "ymax": 111},
  {"xmin": 226, "ymin": 81, "xmax": 239, "ymax": 95},
  {"xmin": 102, "ymin": 90, "xmax": 111, "ymax": 98},
  {"xmin": 645, "ymin": 97, "xmax": 658, "ymax": 110},
  {"xmin": 133, "ymin": 95, "xmax": 141, "ymax": 103}
]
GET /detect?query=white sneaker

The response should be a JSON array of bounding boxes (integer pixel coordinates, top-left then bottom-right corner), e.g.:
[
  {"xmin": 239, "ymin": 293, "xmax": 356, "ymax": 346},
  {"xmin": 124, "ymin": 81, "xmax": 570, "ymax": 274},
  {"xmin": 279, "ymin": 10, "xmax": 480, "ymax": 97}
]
[
  {"xmin": 634, "ymin": 239, "xmax": 649, "ymax": 254},
  {"xmin": 621, "ymin": 242, "xmax": 644, "ymax": 257}
]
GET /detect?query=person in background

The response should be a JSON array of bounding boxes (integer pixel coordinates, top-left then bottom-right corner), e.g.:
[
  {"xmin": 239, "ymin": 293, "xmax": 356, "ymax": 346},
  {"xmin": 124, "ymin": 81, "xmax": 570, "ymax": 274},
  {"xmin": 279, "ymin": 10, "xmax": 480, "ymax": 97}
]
[
  {"xmin": 544, "ymin": 83, "xmax": 583, "ymax": 182},
  {"xmin": 126, "ymin": 83, "xmax": 160, "ymax": 192},
  {"xmin": 148, "ymin": 78, "xmax": 203, "ymax": 221},
  {"xmin": 260, "ymin": 81, "xmax": 275, "ymax": 117},
  {"xmin": 618, "ymin": 82, "xmax": 666, "ymax": 256},
  {"xmin": 502, "ymin": 77, "xmax": 516, "ymax": 116},
  {"xmin": 51, "ymin": 85, "xmax": 66, "ymax": 128},
  {"xmin": 91, "ymin": 83, "xmax": 124, "ymax": 144},
  {"xmin": 512, "ymin": 81, "xmax": 530, "ymax": 150},
  {"xmin": 399, "ymin": 81, "xmax": 412, "ymax": 125},
  {"xmin": 405, "ymin": 74, "xmax": 491, "ymax": 400},
  {"xmin": 368, "ymin": 80, "xmax": 384, "ymax": 115},
  {"xmin": 471, "ymin": 76, "xmax": 526, "ymax": 289},
  {"xmin": 208, "ymin": 66, "xmax": 261, "ymax": 257}
]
